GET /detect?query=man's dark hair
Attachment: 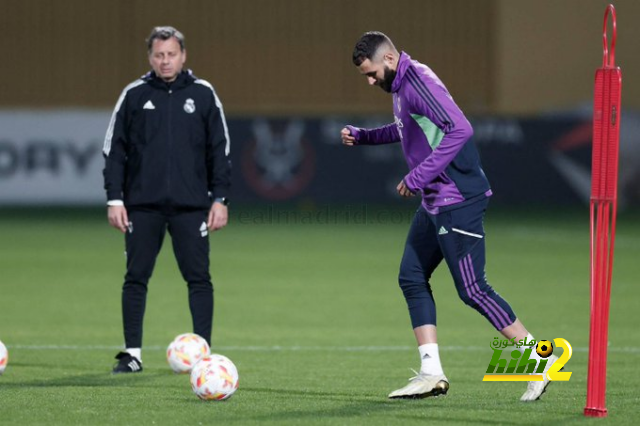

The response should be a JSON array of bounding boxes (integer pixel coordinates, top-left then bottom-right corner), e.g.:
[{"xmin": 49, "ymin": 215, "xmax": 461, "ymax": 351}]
[
  {"xmin": 146, "ymin": 26, "xmax": 185, "ymax": 53},
  {"xmin": 352, "ymin": 31, "xmax": 395, "ymax": 66}
]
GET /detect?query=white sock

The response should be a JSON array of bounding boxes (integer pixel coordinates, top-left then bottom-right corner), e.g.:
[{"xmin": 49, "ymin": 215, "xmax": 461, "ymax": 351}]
[
  {"xmin": 515, "ymin": 334, "xmax": 538, "ymax": 354},
  {"xmin": 126, "ymin": 348, "xmax": 141, "ymax": 362},
  {"xmin": 418, "ymin": 343, "xmax": 444, "ymax": 376},
  {"xmin": 515, "ymin": 334, "xmax": 545, "ymax": 373}
]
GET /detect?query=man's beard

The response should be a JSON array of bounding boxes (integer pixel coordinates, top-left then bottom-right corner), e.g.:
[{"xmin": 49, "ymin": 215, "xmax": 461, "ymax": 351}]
[{"xmin": 379, "ymin": 66, "xmax": 397, "ymax": 93}]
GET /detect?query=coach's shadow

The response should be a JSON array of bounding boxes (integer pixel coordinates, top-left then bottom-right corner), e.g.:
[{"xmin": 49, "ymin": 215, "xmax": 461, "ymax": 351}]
[{"xmin": 0, "ymin": 371, "xmax": 167, "ymax": 388}]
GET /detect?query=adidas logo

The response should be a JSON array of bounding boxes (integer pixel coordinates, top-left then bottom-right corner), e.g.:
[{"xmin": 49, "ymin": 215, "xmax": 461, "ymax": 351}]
[
  {"xmin": 128, "ymin": 361, "xmax": 141, "ymax": 371},
  {"xmin": 438, "ymin": 226, "xmax": 448, "ymax": 235},
  {"xmin": 200, "ymin": 222, "xmax": 208, "ymax": 237},
  {"xmin": 143, "ymin": 100, "xmax": 155, "ymax": 110}
]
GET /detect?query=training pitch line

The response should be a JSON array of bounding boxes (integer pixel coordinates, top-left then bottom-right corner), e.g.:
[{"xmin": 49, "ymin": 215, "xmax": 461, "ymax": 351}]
[{"xmin": 6, "ymin": 344, "xmax": 640, "ymax": 354}]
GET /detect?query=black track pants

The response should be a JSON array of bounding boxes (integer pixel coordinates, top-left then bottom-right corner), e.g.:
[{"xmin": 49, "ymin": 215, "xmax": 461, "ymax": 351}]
[{"xmin": 121, "ymin": 208, "xmax": 213, "ymax": 347}]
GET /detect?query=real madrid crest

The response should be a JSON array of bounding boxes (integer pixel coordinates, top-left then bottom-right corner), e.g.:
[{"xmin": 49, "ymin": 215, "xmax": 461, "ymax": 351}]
[{"xmin": 183, "ymin": 98, "xmax": 196, "ymax": 114}]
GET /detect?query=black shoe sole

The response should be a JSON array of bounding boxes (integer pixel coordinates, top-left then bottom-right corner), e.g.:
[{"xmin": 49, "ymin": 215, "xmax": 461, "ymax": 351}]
[
  {"xmin": 389, "ymin": 381, "xmax": 450, "ymax": 400},
  {"xmin": 111, "ymin": 369, "xmax": 143, "ymax": 375}
]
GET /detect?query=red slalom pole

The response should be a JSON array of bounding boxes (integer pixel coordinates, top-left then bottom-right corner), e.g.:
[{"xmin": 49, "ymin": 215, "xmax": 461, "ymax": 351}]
[{"xmin": 584, "ymin": 4, "xmax": 621, "ymax": 418}]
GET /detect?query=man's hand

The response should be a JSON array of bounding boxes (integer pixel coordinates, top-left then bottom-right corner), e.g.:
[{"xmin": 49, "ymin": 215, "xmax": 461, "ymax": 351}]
[
  {"xmin": 207, "ymin": 202, "xmax": 228, "ymax": 232},
  {"xmin": 341, "ymin": 127, "xmax": 356, "ymax": 146},
  {"xmin": 108, "ymin": 205, "xmax": 129, "ymax": 233},
  {"xmin": 397, "ymin": 180, "xmax": 416, "ymax": 198}
]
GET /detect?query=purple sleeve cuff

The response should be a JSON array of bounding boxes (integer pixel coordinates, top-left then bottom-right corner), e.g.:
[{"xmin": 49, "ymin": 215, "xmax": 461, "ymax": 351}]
[
  {"xmin": 403, "ymin": 176, "xmax": 419, "ymax": 193},
  {"xmin": 345, "ymin": 125, "xmax": 361, "ymax": 143}
]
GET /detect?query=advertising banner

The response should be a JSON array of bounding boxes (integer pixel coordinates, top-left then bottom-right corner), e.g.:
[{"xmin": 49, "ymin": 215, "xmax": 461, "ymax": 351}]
[{"xmin": 1, "ymin": 110, "xmax": 638, "ymax": 207}]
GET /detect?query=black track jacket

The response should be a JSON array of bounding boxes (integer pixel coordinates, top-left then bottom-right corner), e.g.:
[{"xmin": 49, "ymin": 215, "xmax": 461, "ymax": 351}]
[{"xmin": 103, "ymin": 70, "xmax": 231, "ymax": 209}]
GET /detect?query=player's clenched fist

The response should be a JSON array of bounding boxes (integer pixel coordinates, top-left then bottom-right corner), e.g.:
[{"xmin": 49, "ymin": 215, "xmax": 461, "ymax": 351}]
[
  {"xmin": 396, "ymin": 180, "xmax": 416, "ymax": 198},
  {"xmin": 341, "ymin": 127, "xmax": 356, "ymax": 146}
]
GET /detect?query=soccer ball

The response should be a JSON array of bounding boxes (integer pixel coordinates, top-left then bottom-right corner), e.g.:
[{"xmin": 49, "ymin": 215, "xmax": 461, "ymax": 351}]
[
  {"xmin": 190, "ymin": 354, "xmax": 239, "ymax": 401},
  {"xmin": 0, "ymin": 341, "xmax": 7, "ymax": 375},
  {"xmin": 167, "ymin": 333, "xmax": 210, "ymax": 373},
  {"xmin": 536, "ymin": 340, "xmax": 554, "ymax": 358}
]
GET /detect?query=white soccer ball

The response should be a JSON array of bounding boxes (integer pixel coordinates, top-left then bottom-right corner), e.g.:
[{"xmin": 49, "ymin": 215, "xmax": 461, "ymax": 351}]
[
  {"xmin": 167, "ymin": 333, "xmax": 210, "ymax": 373},
  {"xmin": 0, "ymin": 341, "xmax": 7, "ymax": 375},
  {"xmin": 190, "ymin": 354, "xmax": 239, "ymax": 401}
]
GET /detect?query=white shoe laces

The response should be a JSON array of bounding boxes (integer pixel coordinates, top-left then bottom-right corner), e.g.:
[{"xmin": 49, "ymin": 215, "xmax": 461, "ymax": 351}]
[{"xmin": 407, "ymin": 368, "xmax": 422, "ymax": 381}]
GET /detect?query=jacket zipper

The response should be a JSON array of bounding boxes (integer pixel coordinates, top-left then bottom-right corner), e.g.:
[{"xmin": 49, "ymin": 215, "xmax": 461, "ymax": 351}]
[{"xmin": 167, "ymin": 88, "xmax": 173, "ymax": 206}]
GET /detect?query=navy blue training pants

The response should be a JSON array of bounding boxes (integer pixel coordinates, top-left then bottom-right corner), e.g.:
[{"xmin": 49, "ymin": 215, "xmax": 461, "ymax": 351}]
[
  {"xmin": 122, "ymin": 208, "xmax": 213, "ymax": 347},
  {"xmin": 398, "ymin": 198, "xmax": 516, "ymax": 330}
]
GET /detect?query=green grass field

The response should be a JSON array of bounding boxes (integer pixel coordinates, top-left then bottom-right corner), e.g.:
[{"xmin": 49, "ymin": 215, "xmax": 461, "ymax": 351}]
[{"xmin": 0, "ymin": 206, "xmax": 638, "ymax": 425}]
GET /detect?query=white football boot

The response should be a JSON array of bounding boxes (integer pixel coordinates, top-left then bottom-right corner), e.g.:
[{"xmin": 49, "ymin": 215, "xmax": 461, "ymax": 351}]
[
  {"xmin": 520, "ymin": 354, "xmax": 559, "ymax": 402},
  {"xmin": 388, "ymin": 370, "xmax": 449, "ymax": 399}
]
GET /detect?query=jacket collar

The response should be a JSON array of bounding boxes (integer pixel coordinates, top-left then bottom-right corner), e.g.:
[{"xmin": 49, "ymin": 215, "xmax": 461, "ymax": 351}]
[
  {"xmin": 143, "ymin": 69, "xmax": 195, "ymax": 91},
  {"xmin": 391, "ymin": 51, "xmax": 411, "ymax": 93}
]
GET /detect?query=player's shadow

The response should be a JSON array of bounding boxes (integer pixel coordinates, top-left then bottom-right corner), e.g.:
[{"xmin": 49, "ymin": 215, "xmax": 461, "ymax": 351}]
[
  {"xmin": 216, "ymin": 386, "xmax": 577, "ymax": 425},
  {"xmin": 240, "ymin": 386, "xmax": 373, "ymax": 400},
  {"xmin": 223, "ymin": 387, "xmax": 480, "ymax": 424}
]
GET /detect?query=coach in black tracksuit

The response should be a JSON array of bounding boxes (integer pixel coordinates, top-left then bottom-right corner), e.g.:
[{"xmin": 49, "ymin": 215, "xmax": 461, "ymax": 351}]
[{"xmin": 103, "ymin": 27, "xmax": 231, "ymax": 374}]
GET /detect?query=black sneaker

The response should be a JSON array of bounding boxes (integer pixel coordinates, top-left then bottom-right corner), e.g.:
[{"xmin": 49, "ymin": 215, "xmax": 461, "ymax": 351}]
[{"xmin": 112, "ymin": 351, "xmax": 143, "ymax": 374}]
